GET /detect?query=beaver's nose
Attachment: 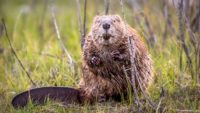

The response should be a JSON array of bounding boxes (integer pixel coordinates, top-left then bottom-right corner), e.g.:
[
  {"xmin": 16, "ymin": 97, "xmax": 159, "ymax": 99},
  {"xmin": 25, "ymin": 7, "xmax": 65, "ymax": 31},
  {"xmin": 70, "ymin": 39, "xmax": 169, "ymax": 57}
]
[{"xmin": 102, "ymin": 23, "xmax": 110, "ymax": 30}]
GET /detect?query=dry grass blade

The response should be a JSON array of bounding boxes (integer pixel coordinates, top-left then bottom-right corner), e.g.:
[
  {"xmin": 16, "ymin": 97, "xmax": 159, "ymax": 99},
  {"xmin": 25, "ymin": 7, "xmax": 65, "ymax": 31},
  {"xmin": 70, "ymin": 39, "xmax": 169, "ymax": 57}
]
[
  {"xmin": 183, "ymin": 14, "xmax": 196, "ymax": 48},
  {"xmin": 162, "ymin": 0, "xmax": 175, "ymax": 43},
  {"xmin": 191, "ymin": 7, "xmax": 200, "ymax": 33},
  {"xmin": 1, "ymin": 18, "xmax": 37, "ymax": 87},
  {"xmin": 162, "ymin": 0, "xmax": 169, "ymax": 41},
  {"xmin": 76, "ymin": 0, "xmax": 83, "ymax": 48},
  {"xmin": 120, "ymin": 0, "xmax": 125, "ymax": 20},
  {"xmin": 141, "ymin": 13, "xmax": 157, "ymax": 47},
  {"xmin": 104, "ymin": 0, "xmax": 110, "ymax": 15},
  {"xmin": 156, "ymin": 98, "xmax": 163, "ymax": 113},
  {"xmin": 50, "ymin": 6, "xmax": 76, "ymax": 75},
  {"xmin": 183, "ymin": 12, "xmax": 199, "ymax": 82},
  {"xmin": 82, "ymin": 0, "xmax": 87, "ymax": 48},
  {"xmin": 76, "ymin": 0, "xmax": 87, "ymax": 49},
  {"xmin": 177, "ymin": 0, "xmax": 194, "ymax": 78}
]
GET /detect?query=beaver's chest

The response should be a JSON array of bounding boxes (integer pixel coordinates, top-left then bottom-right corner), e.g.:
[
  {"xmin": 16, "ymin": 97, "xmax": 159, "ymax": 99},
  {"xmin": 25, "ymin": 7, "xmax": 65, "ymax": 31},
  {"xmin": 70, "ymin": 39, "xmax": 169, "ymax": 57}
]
[{"xmin": 94, "ymin": 45, "xmax": 131, "ymax": 79}]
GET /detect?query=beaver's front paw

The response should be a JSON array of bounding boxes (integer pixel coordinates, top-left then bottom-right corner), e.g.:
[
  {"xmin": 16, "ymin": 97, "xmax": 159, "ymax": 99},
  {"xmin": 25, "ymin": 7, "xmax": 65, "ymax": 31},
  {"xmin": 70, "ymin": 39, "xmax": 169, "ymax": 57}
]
[
  {"xmin": 111, "ymin": 50, "xmax": 123, "ymax": 61},
  {"xmin": 90, "ymin": 56, "xmax": 101, "ymax": 66},
  {"xmin": 98, "ymin": 95, "xmax": 106, "ymax": 103}
]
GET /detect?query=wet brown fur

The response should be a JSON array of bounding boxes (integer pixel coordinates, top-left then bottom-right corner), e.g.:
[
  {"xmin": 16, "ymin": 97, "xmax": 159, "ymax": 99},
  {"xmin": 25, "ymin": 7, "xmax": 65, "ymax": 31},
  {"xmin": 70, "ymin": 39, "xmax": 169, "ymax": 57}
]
[{"xmin": 79, "ymin": 15, "xmax": 153, "ymax": 103}]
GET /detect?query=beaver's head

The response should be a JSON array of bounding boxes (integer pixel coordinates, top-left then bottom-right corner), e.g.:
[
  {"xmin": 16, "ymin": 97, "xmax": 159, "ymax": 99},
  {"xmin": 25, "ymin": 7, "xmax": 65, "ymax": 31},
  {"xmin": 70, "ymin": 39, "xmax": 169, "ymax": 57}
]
[{"xmin": 90, "ymin": 15, "xmax": 125, "ymax": 46}]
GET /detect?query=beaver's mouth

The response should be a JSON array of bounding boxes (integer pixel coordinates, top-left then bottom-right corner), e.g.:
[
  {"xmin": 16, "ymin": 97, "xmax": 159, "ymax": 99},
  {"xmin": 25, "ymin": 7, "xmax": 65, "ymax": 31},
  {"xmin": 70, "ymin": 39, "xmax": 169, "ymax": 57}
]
[{"xmin": 102, "ymin": 33, "xmax": 111, "ymax": 40}]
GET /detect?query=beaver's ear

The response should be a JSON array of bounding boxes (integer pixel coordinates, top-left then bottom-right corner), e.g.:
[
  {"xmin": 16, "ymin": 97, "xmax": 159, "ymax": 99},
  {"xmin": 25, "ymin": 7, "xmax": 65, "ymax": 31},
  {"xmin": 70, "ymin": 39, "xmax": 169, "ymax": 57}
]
[
  {"xmin": 113, "ymin": 15, "xmax": 122, "ymax": 22},
  {"xmin": 94, "ymin": 15, "xmax": 100, "ymax": 23}
]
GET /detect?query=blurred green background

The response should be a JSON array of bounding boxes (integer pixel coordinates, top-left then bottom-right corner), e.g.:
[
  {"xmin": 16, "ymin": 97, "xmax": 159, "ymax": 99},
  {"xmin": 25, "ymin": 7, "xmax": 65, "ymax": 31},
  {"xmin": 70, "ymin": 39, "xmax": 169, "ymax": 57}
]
[{"xmin": 0, "ymin": 0, "xmax": 200, "ymax": 112}]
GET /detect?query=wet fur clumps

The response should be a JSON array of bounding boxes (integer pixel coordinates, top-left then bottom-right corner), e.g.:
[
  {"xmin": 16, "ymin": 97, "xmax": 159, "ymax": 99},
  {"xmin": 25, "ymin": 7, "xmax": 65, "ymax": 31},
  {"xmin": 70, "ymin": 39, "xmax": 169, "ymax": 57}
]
[{"xmin": 79, "ymin": 15, "xmax": 153, "ymax": 103}]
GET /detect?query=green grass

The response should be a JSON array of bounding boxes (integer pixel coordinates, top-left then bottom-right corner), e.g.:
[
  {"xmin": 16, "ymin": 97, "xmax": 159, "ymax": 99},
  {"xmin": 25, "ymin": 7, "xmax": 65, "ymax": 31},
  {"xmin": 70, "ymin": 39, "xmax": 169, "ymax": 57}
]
[{"xmin": 0, "ymin": 0, "xmax": 200, "ymax": 112}]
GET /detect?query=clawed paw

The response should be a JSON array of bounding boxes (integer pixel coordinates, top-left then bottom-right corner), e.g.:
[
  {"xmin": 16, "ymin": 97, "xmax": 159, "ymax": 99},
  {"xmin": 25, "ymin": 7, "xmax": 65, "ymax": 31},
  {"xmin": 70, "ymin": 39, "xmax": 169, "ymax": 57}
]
[
  {"xmin": 98, "ymin": 95, "xmax": 106, "ymax": 103},
  {"xmin": 90, "ymin": 56, "xmax": 101, "ymax": 66},
  {"xmin": 111, "ymin": 50, "xmax": 123, "ymax": 61}
]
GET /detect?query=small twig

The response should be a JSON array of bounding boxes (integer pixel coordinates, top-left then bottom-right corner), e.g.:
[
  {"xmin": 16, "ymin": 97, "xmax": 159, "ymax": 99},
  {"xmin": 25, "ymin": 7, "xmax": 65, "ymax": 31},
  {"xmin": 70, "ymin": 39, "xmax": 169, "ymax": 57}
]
[
  {"xmin": 161, "ymin": 0, "xmax": 177, "ymax": 43},
  {"xmin": 82, "ymin": 0, "xmax": 87, "ymax": 48},
  {"xmin": 76, "ymin": 0, "xmax": 87, "ymax": 49},
  {"xmin": 122, "ymin": 0, "xmax": 143, "ymax": 110},
  {"xmin": 184, "ymin": 12, "xmax": 199, "ymax": 81},
  {"xmin": 191, "ymin": 7, "xmax": 200, "ymax": 33},
  {"xmin": 119, "ymin": 0, "xmax": 129, "ymax": 39},
  {"xmin": 156, "ymin": 98, "xmax": 163, "ymax": 113},
  {"xmin": 128, "ymin": 36, "xmax": 156, "ymax": 111},
  {"xmin": 1, "ymin": 18, "xmax": 37, "ymax": 86},
  {"xmin": 50, "ymin": 6, "xmax": 76, "ymax": 75},
  {"xmin": 104, "ymin": 0, "xmax": 110, "ymax": 15},
  {"xmin": 141, "ymin": 13, "xmax": 157, "ymax": 47},
  {"xmin": 121, "ymin": 0, "xmax": 139, "ymax": 108},
  {"xmin": 177, "ymin": 0, "xmax": 194, "ymax": 78},
  {"xmin": 120, "ymin": 0, "xmax": 125, "ymax": 20},
  {"xmin": 135, "ymin": 65, "xmax": 156, "ymax": 109},
  {"xmin": 128, "ymin": 37, "xmax": 143, "ymax": 110},
  {"xmin": 94, "ymin": 0, "xmax": 99, "ymax": 14},
  {"xmin": 162, "ymin": 0, "xmax": 170, "ymax": 43},
  {"xmin": 184, "ymin": 14, "xmax": 196, "ymax": 49},
  {"xmin": 76, "ymin": 0, "xmax": 83, "ymax": 48}
]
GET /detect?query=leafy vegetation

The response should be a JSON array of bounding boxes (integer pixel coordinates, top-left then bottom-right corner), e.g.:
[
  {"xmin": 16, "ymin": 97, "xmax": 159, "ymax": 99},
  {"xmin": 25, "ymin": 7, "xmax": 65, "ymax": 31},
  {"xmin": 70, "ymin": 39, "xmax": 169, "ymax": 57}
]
[{"xmin": 0, "ymin": 0, "xmax": 199, "ymax": 112}]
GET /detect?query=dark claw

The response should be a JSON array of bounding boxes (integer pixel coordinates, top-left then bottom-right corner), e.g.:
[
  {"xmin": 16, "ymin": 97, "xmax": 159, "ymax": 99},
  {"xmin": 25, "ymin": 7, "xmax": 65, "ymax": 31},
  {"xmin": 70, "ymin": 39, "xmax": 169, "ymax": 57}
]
[
  {"xmin": 91, "ymin": 56, "xmax": 101, "ymax": 66},
  {"xmin": 111, "ymin": 50, "xmax": 123, "ymax": 61},
  {"xmin": 98, "ymin": 95, "xmax": 106, "ymax": 103}
]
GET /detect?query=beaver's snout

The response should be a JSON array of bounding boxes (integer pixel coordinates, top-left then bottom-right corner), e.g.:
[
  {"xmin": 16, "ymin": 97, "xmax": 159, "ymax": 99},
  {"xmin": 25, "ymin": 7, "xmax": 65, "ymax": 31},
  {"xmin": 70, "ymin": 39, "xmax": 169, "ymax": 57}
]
[
  {"xmin": 102, "ymin": 23, "xmax": 111, "ymax": 40},
  {"xmin": 102, "ymin": 23, "xmax": 110, "ymax": 30}
]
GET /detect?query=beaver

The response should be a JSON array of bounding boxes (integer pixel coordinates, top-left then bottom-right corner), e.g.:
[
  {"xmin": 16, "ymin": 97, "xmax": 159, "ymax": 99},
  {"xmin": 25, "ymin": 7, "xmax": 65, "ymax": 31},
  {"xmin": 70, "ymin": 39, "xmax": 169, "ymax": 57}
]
[
  {"xmin": 12, "ymin": 15, "xmax": 153, "ymax": 108},
  {"xmin": 79, "ymin": 15, "xmax": 153, "ymax": 103}
]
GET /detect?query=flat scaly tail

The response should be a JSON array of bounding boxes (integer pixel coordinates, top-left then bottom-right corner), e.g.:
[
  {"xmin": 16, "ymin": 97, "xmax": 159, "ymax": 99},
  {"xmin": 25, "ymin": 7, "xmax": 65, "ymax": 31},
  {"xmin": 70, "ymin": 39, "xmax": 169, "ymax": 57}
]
[{"xmin": 12, "ymin": 87, "xmax": 80, "ymax": 108}]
